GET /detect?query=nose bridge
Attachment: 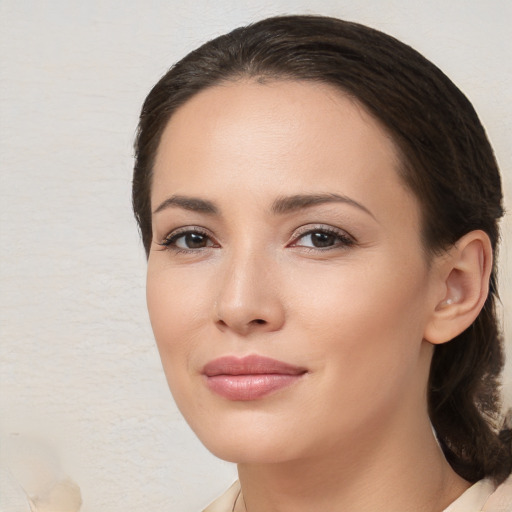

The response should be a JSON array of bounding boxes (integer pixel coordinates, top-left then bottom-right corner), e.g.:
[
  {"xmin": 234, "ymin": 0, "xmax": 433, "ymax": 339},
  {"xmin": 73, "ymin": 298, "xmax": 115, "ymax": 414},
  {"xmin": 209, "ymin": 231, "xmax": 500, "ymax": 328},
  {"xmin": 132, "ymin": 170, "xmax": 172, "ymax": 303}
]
[{"xmin": 214, "ymin": 238, "xmax": 284, "ymax": 334}]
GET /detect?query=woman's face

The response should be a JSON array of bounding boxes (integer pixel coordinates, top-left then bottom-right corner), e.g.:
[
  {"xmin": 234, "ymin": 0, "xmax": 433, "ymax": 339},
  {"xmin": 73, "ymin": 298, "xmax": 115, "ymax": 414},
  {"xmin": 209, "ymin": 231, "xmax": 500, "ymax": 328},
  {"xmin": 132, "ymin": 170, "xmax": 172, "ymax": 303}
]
[{"xmin": 147, "ymin": 80, "xmax": 442, "ymax": 463}]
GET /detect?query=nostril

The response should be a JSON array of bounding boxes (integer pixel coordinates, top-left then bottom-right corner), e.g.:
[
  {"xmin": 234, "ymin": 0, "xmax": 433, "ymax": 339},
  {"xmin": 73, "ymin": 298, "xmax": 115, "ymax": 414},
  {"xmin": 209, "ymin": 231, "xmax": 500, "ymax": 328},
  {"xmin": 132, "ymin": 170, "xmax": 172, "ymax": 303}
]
[{"xmin": 253, "ymin": 319, "xmax": 266, "ymax": 325}]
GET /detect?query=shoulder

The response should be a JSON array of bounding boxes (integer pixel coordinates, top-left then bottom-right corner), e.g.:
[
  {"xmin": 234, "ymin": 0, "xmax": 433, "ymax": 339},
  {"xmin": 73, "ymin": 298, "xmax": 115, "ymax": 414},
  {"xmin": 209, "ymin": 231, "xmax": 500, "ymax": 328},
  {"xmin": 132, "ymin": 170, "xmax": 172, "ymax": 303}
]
[
  {"xmin": 202, "ymin": 481, "xmax": 241, "ymax": 512},
  {"xmin": 482, "ymin": 474, "xmax": 512, "ymax": 512},
  {"xmin": 202, "ymin": 477, "xmax": 512, "ymax": 512},
  {"xmin": 443, "ymin": 475, "xmax": 512, "ymax": 512}
]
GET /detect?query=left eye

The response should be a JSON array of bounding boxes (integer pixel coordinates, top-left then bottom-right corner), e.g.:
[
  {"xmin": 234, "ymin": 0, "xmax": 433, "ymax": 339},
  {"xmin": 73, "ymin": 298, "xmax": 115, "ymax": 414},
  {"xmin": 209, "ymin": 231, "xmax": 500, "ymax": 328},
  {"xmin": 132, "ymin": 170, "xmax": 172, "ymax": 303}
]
[
  {"xmin": 159, "ymin": 229, "xmax": 216, "ymax": 251},
  {"xmin": 174, "ymin": 232, "xmax": 212, "ymax": 249},
  {"xmin": 293, "ymin": 229, "xmax": 354, "ymax": 249}
]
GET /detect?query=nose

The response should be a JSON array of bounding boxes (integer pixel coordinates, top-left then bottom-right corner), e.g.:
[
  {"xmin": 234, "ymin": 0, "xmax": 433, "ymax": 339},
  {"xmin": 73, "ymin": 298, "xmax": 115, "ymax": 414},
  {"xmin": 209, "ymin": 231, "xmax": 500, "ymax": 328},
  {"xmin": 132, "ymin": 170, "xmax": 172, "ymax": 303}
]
[{"xmin": 214, "ymin": 250, "xmax": 285, "ymax": 336}]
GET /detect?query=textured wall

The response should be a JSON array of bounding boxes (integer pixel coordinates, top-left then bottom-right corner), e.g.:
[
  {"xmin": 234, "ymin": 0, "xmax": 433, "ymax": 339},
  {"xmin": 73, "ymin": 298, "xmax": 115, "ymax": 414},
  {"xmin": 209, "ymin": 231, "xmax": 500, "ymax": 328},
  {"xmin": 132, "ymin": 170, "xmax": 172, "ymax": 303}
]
[{"xmin": 0, "ymin": 1, "xmax": 510, "ymax": 511}]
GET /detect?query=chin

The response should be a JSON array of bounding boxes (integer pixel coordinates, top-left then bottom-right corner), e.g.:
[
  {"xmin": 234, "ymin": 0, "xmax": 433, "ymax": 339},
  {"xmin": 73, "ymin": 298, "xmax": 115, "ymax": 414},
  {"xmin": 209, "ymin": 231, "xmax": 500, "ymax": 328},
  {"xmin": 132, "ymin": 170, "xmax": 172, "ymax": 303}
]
[
  {"xmin": 187, "ymin": 414, "xmax": 305, "ymax": 464},
  {"xmin": 203, "ymin": 438, "xmax": 294, "ymax": 465}
]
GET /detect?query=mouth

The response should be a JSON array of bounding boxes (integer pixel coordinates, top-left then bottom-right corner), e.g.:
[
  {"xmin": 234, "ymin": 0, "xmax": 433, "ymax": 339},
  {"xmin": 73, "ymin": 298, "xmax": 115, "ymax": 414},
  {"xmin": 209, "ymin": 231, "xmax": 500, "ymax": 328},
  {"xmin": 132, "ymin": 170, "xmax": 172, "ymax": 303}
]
[{"xmin": 202, "ymin": 354, "xmax": 307, "ymax": 401}]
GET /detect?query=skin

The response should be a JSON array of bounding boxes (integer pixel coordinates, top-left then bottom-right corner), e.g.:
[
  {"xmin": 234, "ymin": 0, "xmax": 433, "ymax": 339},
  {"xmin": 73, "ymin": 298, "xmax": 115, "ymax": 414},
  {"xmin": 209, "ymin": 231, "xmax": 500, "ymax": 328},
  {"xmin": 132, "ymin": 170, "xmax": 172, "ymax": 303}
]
[{"xmin": 147, "ymin": 80, "xmax": 480, "ymax": 511}]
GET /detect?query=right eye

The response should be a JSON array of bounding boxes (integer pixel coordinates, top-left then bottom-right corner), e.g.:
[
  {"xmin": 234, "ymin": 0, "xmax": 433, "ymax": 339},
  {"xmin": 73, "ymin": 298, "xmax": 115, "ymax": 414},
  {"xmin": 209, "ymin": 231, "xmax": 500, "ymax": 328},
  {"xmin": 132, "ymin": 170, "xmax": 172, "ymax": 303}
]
[{"xmin": 158, "ymin": 228, "xmax": 217, "ymax": 252}]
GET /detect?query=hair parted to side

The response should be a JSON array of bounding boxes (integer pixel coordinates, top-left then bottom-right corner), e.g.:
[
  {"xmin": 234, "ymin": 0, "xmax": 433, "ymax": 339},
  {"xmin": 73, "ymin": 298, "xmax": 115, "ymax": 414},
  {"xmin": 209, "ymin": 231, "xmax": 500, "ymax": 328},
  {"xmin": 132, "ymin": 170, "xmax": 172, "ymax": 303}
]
[{"xmin": 133, "ymin": 15, "xmax": 509, "ymax": 483}]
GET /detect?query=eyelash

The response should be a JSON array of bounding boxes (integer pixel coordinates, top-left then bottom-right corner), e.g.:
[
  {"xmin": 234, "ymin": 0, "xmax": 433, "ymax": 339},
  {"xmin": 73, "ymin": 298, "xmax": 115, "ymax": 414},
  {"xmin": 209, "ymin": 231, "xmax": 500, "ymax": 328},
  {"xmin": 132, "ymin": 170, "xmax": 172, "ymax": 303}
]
[{"xmin": 157, "ymin": 225, "xmax": 356, "ymax": 254}]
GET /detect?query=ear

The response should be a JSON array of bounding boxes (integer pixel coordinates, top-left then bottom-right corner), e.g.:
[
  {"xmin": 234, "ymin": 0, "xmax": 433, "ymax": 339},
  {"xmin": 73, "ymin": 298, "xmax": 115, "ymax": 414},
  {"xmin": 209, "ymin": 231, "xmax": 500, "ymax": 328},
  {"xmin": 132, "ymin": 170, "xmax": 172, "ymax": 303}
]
[{"xmin": 423, "ymin": 230, "xmax": 493, "ymax": 345}]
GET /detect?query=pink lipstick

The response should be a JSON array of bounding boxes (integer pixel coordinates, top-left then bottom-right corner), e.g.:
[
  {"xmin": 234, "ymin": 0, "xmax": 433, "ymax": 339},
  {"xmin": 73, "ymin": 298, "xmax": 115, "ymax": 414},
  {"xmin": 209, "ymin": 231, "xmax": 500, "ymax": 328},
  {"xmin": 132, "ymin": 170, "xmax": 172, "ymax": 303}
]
[{"xmin": 202, "ymin": 355, "xmax": 307, "ymax": 400}]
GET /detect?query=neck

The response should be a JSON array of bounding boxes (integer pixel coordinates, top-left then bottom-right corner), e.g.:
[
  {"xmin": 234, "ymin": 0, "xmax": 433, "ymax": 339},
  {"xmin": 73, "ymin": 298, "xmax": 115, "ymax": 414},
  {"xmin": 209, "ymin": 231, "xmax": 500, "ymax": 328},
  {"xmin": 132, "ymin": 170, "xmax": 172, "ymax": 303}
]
[{"xmin": 237, "ymin": 404, "xmax": 469, "ymax": 512}]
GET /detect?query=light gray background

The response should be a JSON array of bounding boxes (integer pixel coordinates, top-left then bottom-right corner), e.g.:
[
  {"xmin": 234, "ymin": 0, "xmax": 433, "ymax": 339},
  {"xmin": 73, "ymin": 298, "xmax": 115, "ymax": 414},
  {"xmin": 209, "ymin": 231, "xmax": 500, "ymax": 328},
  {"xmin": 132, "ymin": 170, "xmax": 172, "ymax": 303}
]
[{"xmin": 1, "ymin": 1, "xmax": 510, "ymax": 511}]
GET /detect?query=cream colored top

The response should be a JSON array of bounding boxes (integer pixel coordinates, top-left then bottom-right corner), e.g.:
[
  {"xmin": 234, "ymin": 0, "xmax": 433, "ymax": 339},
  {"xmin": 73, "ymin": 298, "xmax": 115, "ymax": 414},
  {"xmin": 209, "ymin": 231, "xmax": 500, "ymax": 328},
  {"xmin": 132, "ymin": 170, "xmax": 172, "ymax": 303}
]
[{"xmin": 203, "ymin": 475, "xmax": 512, "ymax": 512}]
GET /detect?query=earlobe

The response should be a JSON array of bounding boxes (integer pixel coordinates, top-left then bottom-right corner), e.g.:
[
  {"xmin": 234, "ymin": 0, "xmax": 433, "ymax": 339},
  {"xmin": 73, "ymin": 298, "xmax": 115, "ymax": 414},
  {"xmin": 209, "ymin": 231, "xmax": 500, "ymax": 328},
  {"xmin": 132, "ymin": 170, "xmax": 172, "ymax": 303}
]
[{"xmin": 424, "ymin": 230, "xmax": 492, "ymax": 345}]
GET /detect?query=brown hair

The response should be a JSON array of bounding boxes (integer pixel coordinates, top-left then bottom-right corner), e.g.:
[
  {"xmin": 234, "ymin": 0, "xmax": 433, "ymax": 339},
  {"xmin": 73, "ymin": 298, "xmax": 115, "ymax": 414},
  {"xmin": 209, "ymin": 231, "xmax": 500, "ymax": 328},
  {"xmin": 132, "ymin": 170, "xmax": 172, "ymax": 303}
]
[{"xmin": 133, "ymin": 15, "xmax": 509, "ymax": 482}]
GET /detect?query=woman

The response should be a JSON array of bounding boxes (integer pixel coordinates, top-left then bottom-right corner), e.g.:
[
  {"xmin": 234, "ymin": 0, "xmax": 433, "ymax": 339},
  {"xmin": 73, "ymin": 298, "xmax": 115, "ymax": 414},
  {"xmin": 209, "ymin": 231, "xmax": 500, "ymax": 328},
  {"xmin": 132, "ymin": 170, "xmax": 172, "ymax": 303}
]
[{"xmin": 133, "ymin": 15, "xmax": 511, "ymax": 512}]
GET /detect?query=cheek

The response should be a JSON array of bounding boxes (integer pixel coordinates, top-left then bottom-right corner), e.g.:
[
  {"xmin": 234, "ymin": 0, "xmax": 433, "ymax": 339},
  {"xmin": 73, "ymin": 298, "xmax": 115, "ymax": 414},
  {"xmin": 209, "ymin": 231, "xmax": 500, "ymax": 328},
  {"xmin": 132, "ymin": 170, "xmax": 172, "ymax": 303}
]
[
  {"xmin": 283, "ymin": 261, "xmax": 431, "ymax": 445},
  {"xmin": 296, "ymin": 252, "xmax": 427, "ymax": 326},
  {"xmin": 145, "ymin": 268, "xmax": 208, "ymax": 421},
  {"xmin": 146, "ymin": 266, "xmax": 209, "ymax": 367},
  {"xmin": 293, "ymin": 254, "xmax": 430, "ymax": 382}
]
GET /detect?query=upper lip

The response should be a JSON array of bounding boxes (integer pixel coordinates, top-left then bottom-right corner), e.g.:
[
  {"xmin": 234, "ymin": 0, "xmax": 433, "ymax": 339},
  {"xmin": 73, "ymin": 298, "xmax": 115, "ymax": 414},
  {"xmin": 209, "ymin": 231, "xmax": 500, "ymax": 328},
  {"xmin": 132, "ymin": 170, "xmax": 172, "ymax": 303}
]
[{"xmin": 202, "ymin": 355, "xmax": 307, "ymax": 376}]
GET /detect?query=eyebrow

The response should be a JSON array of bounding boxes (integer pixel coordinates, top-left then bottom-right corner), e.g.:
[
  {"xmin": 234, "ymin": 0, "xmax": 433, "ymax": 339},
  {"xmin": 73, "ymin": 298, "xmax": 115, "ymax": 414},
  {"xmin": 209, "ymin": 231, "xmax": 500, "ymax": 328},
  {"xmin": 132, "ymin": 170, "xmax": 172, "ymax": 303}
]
[
  {"xmin": 153, "ymin": 192, "xmax": 375, "ymax": 219},
  {"xmin": 153, "ymin": 195, "xmax": 218, "ymax": 215},
  {"xmin": 271, "ymin": 193, "xmax": 376, "ymax": 219}
]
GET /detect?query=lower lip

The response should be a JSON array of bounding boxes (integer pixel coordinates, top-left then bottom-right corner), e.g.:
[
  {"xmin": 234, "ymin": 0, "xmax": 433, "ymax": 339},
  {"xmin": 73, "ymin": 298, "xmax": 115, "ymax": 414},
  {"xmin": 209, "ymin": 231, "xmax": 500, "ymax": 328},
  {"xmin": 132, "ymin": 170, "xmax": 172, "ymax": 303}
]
[{"xmin": 205, "ymin": 374, "xmax": 303, "ymax": 400}]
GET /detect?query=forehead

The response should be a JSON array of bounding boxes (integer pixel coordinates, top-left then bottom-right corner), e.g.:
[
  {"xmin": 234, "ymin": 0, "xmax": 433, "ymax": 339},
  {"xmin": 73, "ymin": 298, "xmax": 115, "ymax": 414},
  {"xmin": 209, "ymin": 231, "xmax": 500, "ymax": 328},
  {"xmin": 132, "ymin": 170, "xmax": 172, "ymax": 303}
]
[
  {"xmin": 155, "ymin": 79, "xmax": 398, "ymax": 166},
  {"xmin": 152, "ymin": 79, "xmax": 418, "ymax": 225}
]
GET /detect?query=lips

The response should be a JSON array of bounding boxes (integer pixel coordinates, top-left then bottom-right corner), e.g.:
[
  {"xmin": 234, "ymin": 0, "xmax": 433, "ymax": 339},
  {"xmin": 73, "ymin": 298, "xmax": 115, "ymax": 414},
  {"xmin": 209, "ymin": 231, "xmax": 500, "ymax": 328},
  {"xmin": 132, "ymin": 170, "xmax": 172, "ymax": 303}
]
[{"xmin": 202, "ymin": 355, "xmax": 307, "ymax": 400}]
